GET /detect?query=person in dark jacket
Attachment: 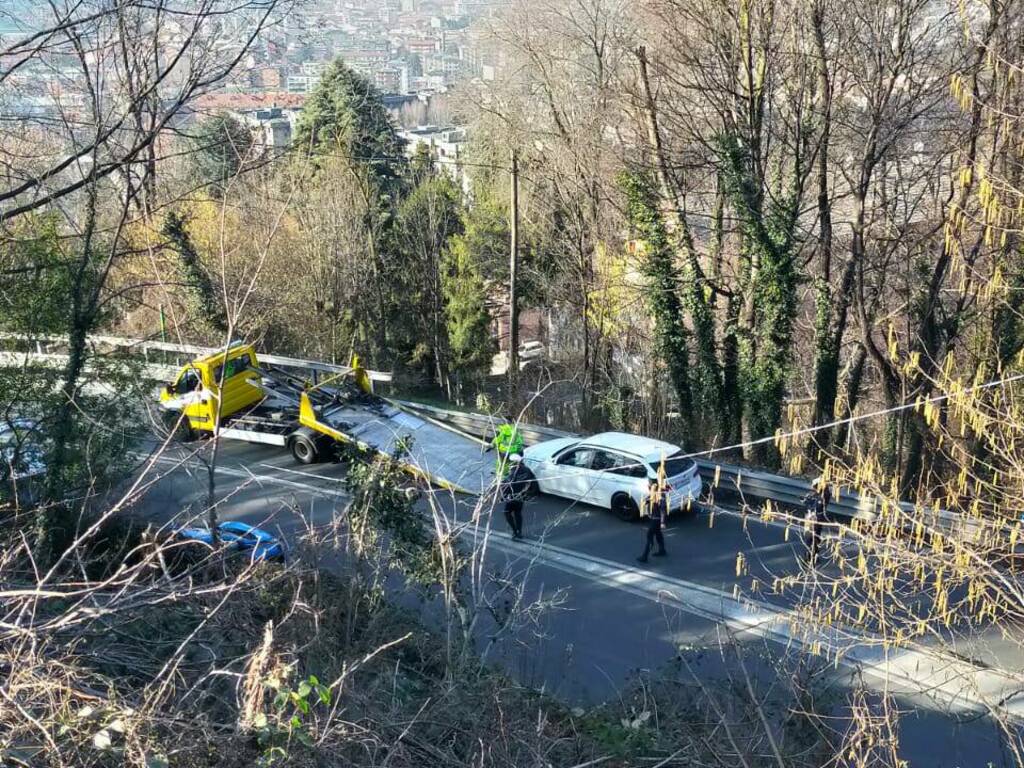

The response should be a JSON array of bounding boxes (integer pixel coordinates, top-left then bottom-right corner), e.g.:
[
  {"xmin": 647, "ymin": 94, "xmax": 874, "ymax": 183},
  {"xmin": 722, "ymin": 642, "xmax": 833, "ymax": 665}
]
[
  {"xmin": 802, "ymin": 476, "xmax": 831, "ymax": 566},
  {"xmin": 501, "ymin": 453, "xmax": 530, "ymax": 539},
  {"xmin": 637, "ymin": 477, "xmax": 668, "ymax": 563}
]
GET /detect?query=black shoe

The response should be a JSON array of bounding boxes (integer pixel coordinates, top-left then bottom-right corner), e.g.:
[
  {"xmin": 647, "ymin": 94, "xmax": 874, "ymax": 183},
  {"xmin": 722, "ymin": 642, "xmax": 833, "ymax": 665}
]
[
  {"xmin": 636, "ymin": 556, "xmax": 648, "ymax": 564},
  {"xmin": 653, "ymin": 550, "xmax": 667, "ymax": 557}
]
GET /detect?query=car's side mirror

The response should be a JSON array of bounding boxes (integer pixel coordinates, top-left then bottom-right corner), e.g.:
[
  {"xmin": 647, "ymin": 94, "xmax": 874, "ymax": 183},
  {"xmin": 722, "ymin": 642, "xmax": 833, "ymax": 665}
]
[{"xmin": 166, "ymin": 383, "xmax": 177, "ymax": 395}]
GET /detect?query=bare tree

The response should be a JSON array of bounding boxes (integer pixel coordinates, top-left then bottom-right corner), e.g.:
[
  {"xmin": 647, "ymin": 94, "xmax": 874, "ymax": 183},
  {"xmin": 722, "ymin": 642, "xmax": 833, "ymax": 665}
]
[
  {"xmin": 0, "ymin": 1, "xmax": 289, "ymax": 547},
  {"xmin": 0, "ymin": 1, "xmax": 286, "ymax": 221}
]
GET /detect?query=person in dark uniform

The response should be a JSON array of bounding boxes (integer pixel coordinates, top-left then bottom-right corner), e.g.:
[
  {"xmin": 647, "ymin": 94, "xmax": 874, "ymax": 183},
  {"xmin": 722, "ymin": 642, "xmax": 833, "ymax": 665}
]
[
  {"xmin": 637, "ymin": 477, "xmax": 668, "ymax": 563},
  {"xmin": 501, "ymin": 453, "xmax": 530, "ymax": 539},
  {"xmin": 802, "ymin": 476, "xmax": 831, "ymax": 566}
]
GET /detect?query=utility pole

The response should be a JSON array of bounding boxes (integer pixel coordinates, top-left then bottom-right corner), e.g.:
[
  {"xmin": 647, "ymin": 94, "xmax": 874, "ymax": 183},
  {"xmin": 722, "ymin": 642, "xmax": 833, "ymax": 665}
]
[{"xmin": 508, "ymin": 148, "xmax": 520, "ymax": 394}]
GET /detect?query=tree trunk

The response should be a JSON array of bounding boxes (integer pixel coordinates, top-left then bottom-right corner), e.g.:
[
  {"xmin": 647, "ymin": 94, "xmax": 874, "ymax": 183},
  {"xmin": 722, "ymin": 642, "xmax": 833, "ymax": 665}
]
[{"xmin": 833, "ymin": 343, "xmax": 867, "ymax": 455}]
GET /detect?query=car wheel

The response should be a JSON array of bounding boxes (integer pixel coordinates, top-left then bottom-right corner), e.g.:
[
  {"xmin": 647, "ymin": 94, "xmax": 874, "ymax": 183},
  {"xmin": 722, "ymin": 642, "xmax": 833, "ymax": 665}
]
[
  {"xmin": 290, "ymin": 434, "xmax": 318, "ymax": 465},
  {"xmin": 612, "ymin": 493, "xmax": 640, "ymax": 522}
]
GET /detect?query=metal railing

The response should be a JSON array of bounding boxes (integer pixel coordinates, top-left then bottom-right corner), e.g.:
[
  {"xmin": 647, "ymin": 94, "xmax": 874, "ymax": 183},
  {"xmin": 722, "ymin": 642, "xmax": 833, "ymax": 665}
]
[
  {"xmin": 393, "ymin": 399, "xmax": 966, "ymax": 532},
  {"xmin": 4, "ymin": 334, "xmax": 965, "ymax": 532},
  {"xmin": 0, "ymin": 332, "xmax": 393, "ymax": 385}
]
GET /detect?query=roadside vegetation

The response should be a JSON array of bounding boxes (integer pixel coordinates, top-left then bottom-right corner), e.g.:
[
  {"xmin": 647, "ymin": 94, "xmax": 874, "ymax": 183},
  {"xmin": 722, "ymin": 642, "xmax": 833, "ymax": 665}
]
[
  {"xmin": 3, "ymin": 0, "xmax": 1024, "ymax": 765},
  {"xmin": 2, "ymin": 454, "xmax": 842, "ymax": 767}
]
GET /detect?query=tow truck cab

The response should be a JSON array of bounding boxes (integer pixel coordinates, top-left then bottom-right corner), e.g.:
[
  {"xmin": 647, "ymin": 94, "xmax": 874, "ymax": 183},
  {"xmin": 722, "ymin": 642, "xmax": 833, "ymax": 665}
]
[{"xmin": 159, "ymin": 343, "xmax": 263, "ymax": 432}]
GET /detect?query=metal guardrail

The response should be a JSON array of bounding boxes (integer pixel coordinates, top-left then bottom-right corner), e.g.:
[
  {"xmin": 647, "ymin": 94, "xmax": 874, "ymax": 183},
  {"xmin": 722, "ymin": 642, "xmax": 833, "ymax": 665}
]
[
  {"xmin": 393, "ymin": 399, "xmax": 967, "ymax": 531},
  {"xmin": 4, "ymin": 335, "xmax": 964, "ymax": 531},
  {"xmin": 0, "ymin": 332, "xmax": 393, "ymax": 385}
]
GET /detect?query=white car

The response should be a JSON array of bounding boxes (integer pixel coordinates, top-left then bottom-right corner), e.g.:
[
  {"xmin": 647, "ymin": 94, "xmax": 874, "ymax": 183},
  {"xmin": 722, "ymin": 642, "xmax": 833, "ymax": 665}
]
[{"xmin": 521, "ymin": 431, "xmax": 704, "ymax": 520}]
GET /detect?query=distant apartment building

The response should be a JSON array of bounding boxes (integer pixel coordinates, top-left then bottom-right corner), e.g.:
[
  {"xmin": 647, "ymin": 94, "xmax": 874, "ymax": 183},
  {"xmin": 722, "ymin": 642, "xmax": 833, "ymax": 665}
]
[
  {"xmin": 440, "ymin": 56, "xmax": 462, "ymax": 77},
  {"xmin": 343, "ymin": 48, "xmax": 391, "ymax": 72},
  {"xmin": 253, "ymin": 110, "xmax": 296, "ymax": 150},
  {"xmin": 398, "ymin": 125, "xmax": 469, "ymax": 193},
  {"xmin": 405, "ymin": 37, "xmax": 438, "ymax": 56},
  {"xmin": 249, "ymin": 66, "xmax": 283, "ymax": 91},
  {"xmin": 454, "ymin": 0, "xmax": 497, "ymax": 15},
  {"xmin": 442, "ymin": 29, "xmax": 465, "ymax": 55},
  {"xmin": 300, "ymin": 61, "xmax": 327, "ymax": 78},
  {"xmin": 286, "ymin": 74, "xmax": 321, "ymax": 94},
  {"xmin": 374, "ymin": 67, "xmax": 403, "ymax": 93},
  {"xmin": 190, "ymin": 93, "xmax": 306, "ymax": 151}
]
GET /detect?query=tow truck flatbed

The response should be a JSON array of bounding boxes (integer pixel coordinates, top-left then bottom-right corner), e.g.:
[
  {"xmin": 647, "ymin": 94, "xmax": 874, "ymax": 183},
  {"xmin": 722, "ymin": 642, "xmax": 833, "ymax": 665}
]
[
  {"xmin": 159, "ymin": 342, "xmax": 498, "ymax": 495},
  {"xmin": 300, "ymin": 394, "xmax": 497, "ymax": 494}
]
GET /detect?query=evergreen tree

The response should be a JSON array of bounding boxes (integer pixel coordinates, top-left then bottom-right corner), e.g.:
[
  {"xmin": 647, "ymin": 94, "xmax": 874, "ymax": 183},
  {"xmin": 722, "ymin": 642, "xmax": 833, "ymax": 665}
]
[
  {"xmin": 442, "ymin": 231, "xmax": 496, "ymax": 401},
  {"xmin": 294, "ymin": 59, "xmax": 408, "ymax": 196},
  {"xmin": 449, "ymin": 193, "xmax": 509, "ymax": 283},
  {"xmin": 190, "ymin": 114, "xmax": 256, "ymax": 196},
  {"xmin": 294, "ymin": 60, "xmax": 410, "ymax": 362}
]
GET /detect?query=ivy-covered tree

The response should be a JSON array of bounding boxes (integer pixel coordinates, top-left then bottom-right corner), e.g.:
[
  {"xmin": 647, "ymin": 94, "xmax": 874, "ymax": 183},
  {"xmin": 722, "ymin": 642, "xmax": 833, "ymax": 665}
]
[
  {"xmin": 621, "ymin": 171, "xmax": 693, "ymax": 435},
  {"xmin": 395, "ymin": 170, "xmax": 464, "ymax": 390},
  {"xmin": 0, "ymin": 216, "xmax": 71, "ymax": 336},
  {"xmin": 1, "ymin": 214, "xmax": 141, "ymax": 551},
  {"xmin": 719, "ymin": 134, "xmax": 801, "ymax": 467},
  {"xmin": 161, "ymin": 211, "xmax": 227, "ymax": 335}
]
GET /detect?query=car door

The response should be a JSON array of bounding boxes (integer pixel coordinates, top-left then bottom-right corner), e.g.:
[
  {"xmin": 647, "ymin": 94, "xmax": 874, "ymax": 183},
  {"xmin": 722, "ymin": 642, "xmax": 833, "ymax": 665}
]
[
  {"xmin": 169, "ymin": 366, "xmax": 211, "ymax": 428},
  {"xmin": 549, "ymin": 447, "xmax": 597, "ymax": 502},
  {"xmin": 590, "ymin": 451, "xmax": 645, "ymax": 508},
  {"xmin": 211, "ymin": 349, "xmax": 263, "ymax": 422}
]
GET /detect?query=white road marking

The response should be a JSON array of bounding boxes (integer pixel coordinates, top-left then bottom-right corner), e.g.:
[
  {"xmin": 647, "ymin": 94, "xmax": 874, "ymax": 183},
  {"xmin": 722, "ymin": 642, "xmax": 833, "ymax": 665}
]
[
  {"xmin": 258, "ymin": 462, "xmax": 347, "ymax": 483},
  {"xmin": 481, "ymin": 530, "xmax": 1024, "ymax": 718},
  {"xmin": 137, "ymin": 451, "xmax": 1024, "ymax": 719},
  {"xmin": 142, "ymin": 453, "xmax": 350, "ymax": 501}
]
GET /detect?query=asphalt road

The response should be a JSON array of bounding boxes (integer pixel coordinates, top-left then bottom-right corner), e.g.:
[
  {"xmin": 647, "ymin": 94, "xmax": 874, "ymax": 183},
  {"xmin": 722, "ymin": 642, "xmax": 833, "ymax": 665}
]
[{"xmin": 123, "ymin": 437, "xmax": 1022, "ymax": 767}]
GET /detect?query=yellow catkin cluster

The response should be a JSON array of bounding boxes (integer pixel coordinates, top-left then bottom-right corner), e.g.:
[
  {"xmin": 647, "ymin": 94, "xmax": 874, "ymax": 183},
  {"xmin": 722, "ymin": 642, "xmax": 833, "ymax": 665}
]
[
  {"xmin": 950, "ymin": 70, "xmax": 973, "ymax": 111},
  {"xmin": 735, "ymin": 552, "xmax": 747, "ymax": 577}
]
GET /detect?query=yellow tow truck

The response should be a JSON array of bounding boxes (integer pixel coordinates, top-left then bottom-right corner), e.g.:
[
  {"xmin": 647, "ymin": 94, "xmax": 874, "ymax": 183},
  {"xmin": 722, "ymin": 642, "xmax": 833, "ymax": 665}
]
[{"xmin": 158, "ymin": 342, "xmax": 498, "ymax": 494}]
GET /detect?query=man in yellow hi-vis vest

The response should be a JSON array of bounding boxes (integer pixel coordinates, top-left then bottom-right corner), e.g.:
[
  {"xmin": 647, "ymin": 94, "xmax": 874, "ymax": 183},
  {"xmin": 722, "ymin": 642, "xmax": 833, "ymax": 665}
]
[{"xmin": 492, "ymin": 423, "xmax": 524, "ymax": 478}]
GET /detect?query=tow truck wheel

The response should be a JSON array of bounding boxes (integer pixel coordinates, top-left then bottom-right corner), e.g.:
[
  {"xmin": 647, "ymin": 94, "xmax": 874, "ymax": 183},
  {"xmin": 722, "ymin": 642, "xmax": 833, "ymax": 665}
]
[
  {"xmin": 163, "ymin": 410, "xmax": 194, "ymax": 443},
  {"xmin": 290, "ymin": 434, "xmax": 318, "ymax": 465}
]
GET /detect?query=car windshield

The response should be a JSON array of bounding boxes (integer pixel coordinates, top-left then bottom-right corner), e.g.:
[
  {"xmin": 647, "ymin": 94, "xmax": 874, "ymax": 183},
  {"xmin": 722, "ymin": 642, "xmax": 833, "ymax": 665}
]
[{"xmin": 648, "ymin": 451, "xmax": 695, "ymax": 478}]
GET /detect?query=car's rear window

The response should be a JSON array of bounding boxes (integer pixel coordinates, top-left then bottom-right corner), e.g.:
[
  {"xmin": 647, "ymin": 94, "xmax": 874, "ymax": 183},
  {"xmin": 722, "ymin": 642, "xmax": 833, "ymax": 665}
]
[{"xmin": 648, "ymin": 451, "xmax": 695, "ymax": 478}]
